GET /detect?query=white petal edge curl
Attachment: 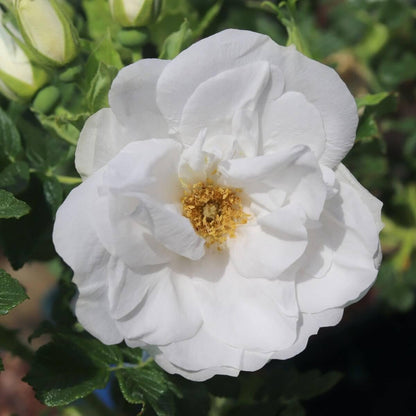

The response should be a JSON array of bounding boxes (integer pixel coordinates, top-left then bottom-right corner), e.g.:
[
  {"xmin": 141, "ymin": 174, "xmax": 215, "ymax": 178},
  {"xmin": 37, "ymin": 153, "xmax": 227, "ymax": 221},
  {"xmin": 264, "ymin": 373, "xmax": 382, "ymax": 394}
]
[
  {"xmin": 229, "ymin": 217, "xmax": 307, "ymax": 280},
  {"xmin": 53, "ymin": 172, "xmax": 110, "ymax": 274},
  {"xmin": 94, "ymin": 139, "xmax": 206, "ymax": 263},
  {"xmin": 296, "ymin": 177, "xmax": 381, "ymax": 313},
  {"xmin": 109, "ymin": 58, "xmax": 170, "ymax": 139},
  {"xmin": 272, "ymin": 308, "xmax": 343, "ymax": 359},
  {"xmin": 157, "ymin": 29, "xmax": 357, "ymax": 167},
  {"xmin": 129, "ymin": 194, "xmax": 205, "ymax": 261},
  {"xmin": 157, "ymin": 326, "xmax": 273, "ymax": 374},
  {"xmin": 280, "ymin": 45, "xmax": 358, "ymax": 168},
  {"xmin": 75, "ymin": 108, "xmax": 134, "ymax": 179},
  {"xmin": 192, "ymin": 260, "xmax": 299, "ymax": 352},
  {"xmin": 178, "ymin": 60, "xmax": 281, "ymax": 157},
  {"xmin": 92, "ymin": 186, "xmax": 174, "ymax": 271},
  {"xmin": 74, "ymin": 268, "xmax": 123, "ymax": 345},
  {"xmin": 157, "ymin": 327, "xmax": 243, "ymax": 371},
  {"xmin": 103, "ymin": 138, "xmax": 183, "ymax": 203},
  {"xmin": 154, "ymin": 353, "xmax": 240, "ymax": 381},
  {"xmin": 336, "ymin": 163, "xmax": 383, "ymax": 233},
  {"xmin": 113, "ymin": 266, "xmax": 203, "ymax": 346},
  {"xmin": 219, "ymin": 145, "xmax": 326, "ymax": 221},
  {"xmin": 153, "ymin": 309, "xmax": 344, "ymax": 380},
  {"xmin": 336, "ymin": 163, "xmax": 383, "ymax": 268},
  {"xmin": 157, "ymin": 29, "xmax": 284, "ymax": 129}
]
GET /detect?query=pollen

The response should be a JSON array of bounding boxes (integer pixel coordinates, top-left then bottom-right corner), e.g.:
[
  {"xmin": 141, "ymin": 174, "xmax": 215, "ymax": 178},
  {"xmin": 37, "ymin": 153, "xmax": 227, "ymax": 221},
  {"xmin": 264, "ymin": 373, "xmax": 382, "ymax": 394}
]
[{"xmin": 182, "ymin": 181, "xmax": 249, "ymax": 248}]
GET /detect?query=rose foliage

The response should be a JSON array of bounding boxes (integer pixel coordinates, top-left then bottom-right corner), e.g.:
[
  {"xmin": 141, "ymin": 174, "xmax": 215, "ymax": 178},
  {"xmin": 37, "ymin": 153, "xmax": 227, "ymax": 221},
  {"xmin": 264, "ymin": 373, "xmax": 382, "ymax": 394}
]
[{"xmin": 53, "ymin": 29, "xmax": 382, "ymax": 381}]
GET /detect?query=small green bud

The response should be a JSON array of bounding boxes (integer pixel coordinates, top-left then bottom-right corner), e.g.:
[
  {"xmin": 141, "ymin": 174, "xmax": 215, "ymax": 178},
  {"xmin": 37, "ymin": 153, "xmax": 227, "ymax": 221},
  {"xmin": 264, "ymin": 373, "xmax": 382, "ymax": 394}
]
[
  {"xmin": 0, "ymin": 13, "xmax": 48, "ymax": 101},
  {"xmin": 32, "ymin": 85, "xmax": 60, "ymax": 114},
  {"xmin": 109, "ymin": 0, "xmax": 154, "ymax": 28},
  {"xmin": 117, "ymin": 29, "xmax": 148, "ymax": 47},
  {"xmin": 14, "ymin": 0, "xmax": 79, "ymax": 66},
  {"xmin": 59, "ymin": 65, "xmax": 82, "ymax": 82}
]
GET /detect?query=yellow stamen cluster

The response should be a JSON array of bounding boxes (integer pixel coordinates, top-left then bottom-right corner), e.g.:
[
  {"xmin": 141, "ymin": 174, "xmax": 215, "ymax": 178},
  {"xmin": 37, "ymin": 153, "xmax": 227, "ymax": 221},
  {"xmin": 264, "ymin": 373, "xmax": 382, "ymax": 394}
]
[{"xmin": 182, "ymin": 181, "xmax": 249, "ymax": 247}]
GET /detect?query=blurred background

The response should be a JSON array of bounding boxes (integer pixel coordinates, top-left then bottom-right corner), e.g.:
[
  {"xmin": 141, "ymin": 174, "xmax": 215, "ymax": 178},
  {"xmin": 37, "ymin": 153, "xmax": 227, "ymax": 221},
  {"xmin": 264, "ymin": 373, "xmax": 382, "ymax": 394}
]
[{"xmin": 0, "ymin": 0, "xmax": 415, "ymax": 415}]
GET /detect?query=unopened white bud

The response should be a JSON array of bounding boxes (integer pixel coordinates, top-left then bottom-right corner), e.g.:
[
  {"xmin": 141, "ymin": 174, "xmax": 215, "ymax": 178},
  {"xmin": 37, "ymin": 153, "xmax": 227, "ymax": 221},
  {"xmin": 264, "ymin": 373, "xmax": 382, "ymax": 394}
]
[
  {"xmin": 109, "ymin": 0, "xmax": 153, "ymax": 28},
  {"xmin": 14, "ymin": 0, "xmax": 79, "ymax": 66},
  {"xmin": 0, "ymin": 14, "xmax": 48, "ymax": 101}
]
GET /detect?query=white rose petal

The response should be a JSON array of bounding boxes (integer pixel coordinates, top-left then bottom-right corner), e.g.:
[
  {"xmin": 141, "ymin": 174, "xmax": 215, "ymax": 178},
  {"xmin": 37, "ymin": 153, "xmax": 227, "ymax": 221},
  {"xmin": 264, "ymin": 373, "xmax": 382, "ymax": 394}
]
[{"xmin": 53, "ymin": 29, "xmax": 382, "ymax": 381}]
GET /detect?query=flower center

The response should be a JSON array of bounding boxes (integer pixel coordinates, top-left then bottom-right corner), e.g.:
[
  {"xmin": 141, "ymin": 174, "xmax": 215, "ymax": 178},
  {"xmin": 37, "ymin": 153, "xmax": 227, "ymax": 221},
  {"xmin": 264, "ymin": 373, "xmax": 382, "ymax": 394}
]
[{"xmin": 181, "ymin": 181, "xmax": 249, "ymax": 247}]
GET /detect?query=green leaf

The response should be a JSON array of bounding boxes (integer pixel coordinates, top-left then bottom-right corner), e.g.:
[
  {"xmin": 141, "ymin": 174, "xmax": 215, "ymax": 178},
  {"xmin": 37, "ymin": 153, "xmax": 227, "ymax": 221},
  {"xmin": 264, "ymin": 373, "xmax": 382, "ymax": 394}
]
[
  {"xmin": 356, "ymin": 115, "xmax": 379, "ymax": 141},
  {"xmin": 90, "ymin": 31, "xmax": 123, "ymax": 69},
  {"xmin": 376, "ymin": 262, "xmax": 416, "ymax": 312},
  {"xmin": 356, "ymin": 92, "xmax": 390, "ymax": 109},
  {"xmin": 379, "ymin": 52, "xmax": 416, "ymax": 88},
  {"xmin": 24, "ymin": 339, "xmax": 110, "ymax": 406},
  {"xmin": 159, "ymin": 20, "xmax": 193, "ymax": 59},
  {"xmin": 193, "ymin": 1, "xmax": 223, "ymax": 38},
  {"xmin": 119, "ymin": 345, "xmax": 144, "ymax": 363},
  {"xmin": 42, "ymin": 176, "xmax": 63, "ymax": 217},
  {"xmin": 0, "ymin": 161, "xmax": 30, "ymax": 194},
  {"xmin": 35, "ymin": 113, "xmax": 80, "ymax": 146},
  {"xmin": 0, "ymin": 107, "xmax": 22, "ymax": 163},
  {"xmin": 354, "ymin": 22, "xmax": 389, "ymax": 60},
  {"xmin": 87, "ymin": 62, "xmax": 118, "ymax": 113},
  {"xmin": 0, "ymin": 269, "xmax": 28, "ymax": 314},
  {"xmin": 82, "ymin": 0, "xmax": 118, "ymax": 40},
  {"xmin": 0, "ymin": 189, "xmax": 30, "ymax": 219},
  {"xmin": 116, "ymin": 362, "xmax": 178, "ymax": 416},
  {"xmin": 30, "ymin": 327, "xmax": 123, "ymax": 369},
  {"xmin": 148, "ymin": 0, "xmax": 198, "ymax": 51},
  {"xmin": 29, "ymin": 321, "xmax": 57, "ymax": 343},
  {"xmin": 57, "ymin": 333, "xmax": 123, "ymax": 367},
  {"xmin": 0, "ymin": 326, "xmax": 33, "ymax": 361},
  {"xmin": 20, "ymin": 120, "xmax": 71, "ymax": 169},
  {"xmin": 0, "ymin": 177, "xmax": 54, "ymax": 269}
]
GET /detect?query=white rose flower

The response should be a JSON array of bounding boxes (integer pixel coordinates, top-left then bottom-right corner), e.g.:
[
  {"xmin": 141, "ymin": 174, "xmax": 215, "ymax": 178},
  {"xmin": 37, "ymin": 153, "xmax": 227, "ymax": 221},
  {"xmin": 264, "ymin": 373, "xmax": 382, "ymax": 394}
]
[{"xmin": 53, "ymin": 29, "xmax": 383, "ymax": 381}]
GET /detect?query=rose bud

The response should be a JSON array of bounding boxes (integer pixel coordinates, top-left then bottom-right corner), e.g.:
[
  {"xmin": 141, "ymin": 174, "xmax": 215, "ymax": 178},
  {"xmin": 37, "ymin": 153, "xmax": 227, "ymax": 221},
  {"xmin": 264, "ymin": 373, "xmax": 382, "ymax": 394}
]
[
  {"xmin": 14, "ymin": 0, "xmax": 79, "ymax": 67},
  {"xmin": 0, "ymin": 12, "xmax": 48, "ymax": 101},
  {"xmin": 109, "ymin": 0, "xmax": 153, "ymax": 28}
]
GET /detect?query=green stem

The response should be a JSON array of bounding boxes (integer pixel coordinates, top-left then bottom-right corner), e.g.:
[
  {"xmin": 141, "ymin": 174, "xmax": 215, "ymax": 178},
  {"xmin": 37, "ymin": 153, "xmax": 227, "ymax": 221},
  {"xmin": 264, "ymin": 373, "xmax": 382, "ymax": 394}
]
[
  {"xmin": 56, "ymin": 175, "xmax": 82, "ymax": 185},
  {"xmin": 109, "ymin": 358, "xmax": 154, "ymax": 372}
]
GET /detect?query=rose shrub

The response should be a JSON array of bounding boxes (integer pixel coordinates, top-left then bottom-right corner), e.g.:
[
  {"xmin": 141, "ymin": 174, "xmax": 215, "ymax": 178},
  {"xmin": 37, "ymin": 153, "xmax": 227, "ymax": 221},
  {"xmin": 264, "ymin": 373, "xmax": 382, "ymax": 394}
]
[{"xmin": 53, "ymin": 29, "xmax": 382, "ymax": 381}]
